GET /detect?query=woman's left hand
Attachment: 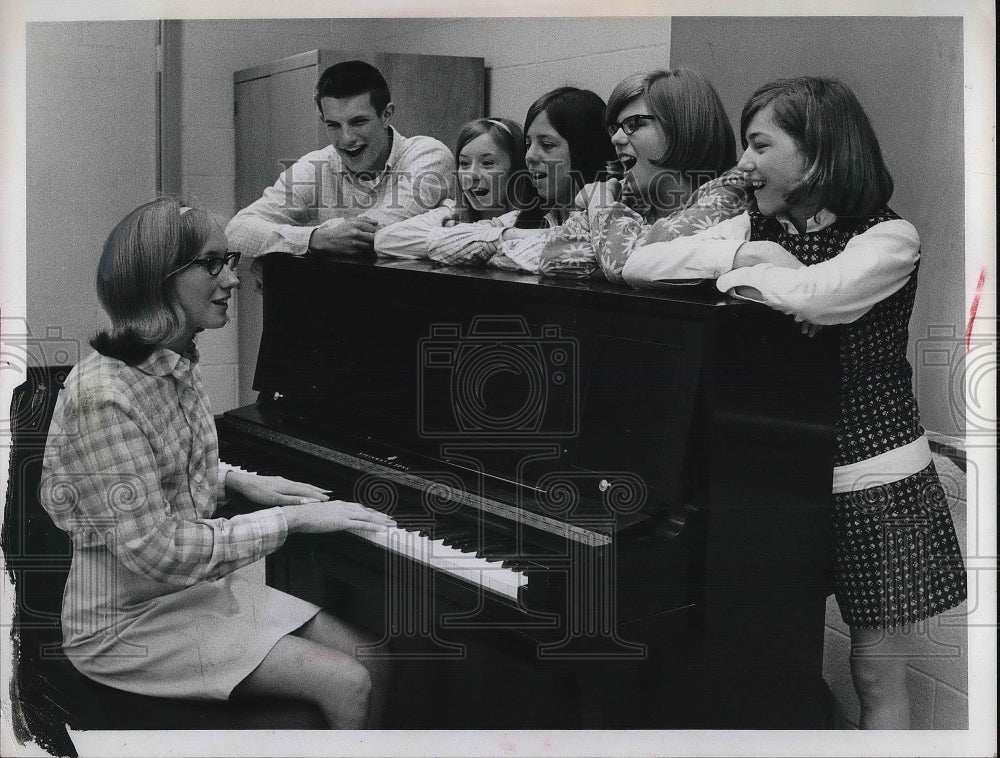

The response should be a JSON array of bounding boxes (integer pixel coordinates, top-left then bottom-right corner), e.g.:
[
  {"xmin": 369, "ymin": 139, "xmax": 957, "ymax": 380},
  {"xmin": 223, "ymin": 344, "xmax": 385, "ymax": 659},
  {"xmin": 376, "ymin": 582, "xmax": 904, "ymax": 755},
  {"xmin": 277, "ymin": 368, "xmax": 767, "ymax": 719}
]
[{"xmin": 225, "ymin": 470, "xmax": 330, "ymax": 506}]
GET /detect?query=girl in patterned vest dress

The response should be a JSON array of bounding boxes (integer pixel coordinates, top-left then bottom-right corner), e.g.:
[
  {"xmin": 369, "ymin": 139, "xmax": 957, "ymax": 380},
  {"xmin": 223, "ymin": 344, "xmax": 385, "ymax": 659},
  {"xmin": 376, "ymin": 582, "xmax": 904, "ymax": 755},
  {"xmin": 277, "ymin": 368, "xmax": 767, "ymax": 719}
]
[{"xmin": 621, "ymin": 77, "xmax": 967, "ymax": 729}]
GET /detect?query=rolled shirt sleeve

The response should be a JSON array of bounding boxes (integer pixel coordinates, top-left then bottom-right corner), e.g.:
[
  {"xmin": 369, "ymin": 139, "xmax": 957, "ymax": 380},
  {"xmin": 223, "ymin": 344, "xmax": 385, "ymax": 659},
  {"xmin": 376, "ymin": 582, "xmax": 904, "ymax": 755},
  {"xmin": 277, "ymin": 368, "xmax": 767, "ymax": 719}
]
[
  {"xmin": 374, "ymin": 204, "xmax": 456, "ymax": 260},
  {"xmin": 375, "ymin": 205, "xmax": 520, "ymax": 265},
  {"xmin": 225, "ymin": 150, "xmax": 333, "ymax": 258}
]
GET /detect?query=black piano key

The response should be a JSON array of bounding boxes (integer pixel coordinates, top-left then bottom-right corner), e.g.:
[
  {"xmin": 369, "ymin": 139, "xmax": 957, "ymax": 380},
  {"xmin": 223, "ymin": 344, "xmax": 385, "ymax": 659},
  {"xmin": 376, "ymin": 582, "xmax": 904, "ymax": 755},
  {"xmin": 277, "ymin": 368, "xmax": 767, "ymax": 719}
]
[
  {"xmin": 450, "ymin": 537, "xmax": 481, "ymax": 552},
  {"xmin": 477, "ymin": 545, "xmax": 516, "ymax": 560},
  {"xmin": 436, "ymin": 525, "xmax": 463, "ymax": 538}
]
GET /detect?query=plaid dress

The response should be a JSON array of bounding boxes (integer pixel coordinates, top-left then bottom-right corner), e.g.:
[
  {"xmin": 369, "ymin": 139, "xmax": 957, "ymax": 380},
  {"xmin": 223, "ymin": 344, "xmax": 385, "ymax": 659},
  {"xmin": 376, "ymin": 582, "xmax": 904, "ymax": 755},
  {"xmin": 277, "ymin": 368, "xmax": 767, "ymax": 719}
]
[{"xmin": 40, "ymin": 346, "xmax": 319, "ymax": 699}]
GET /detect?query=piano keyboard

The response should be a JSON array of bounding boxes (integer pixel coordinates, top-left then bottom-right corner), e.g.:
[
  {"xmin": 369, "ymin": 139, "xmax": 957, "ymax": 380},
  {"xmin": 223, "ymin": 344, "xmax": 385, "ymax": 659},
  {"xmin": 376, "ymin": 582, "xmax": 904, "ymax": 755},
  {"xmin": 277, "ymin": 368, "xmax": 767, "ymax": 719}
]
[{"xmin": 221, "ymin": 460, "xmax": 529, "ymax": 601}]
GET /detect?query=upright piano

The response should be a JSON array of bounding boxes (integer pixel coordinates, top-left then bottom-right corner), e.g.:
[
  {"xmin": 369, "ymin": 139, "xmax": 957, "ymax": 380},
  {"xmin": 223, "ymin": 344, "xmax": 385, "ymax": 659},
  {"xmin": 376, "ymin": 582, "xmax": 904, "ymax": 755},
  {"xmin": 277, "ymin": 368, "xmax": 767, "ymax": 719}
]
[{"xmin": 217, "ymin": 253, "xmax": 839, "ymax": 729}]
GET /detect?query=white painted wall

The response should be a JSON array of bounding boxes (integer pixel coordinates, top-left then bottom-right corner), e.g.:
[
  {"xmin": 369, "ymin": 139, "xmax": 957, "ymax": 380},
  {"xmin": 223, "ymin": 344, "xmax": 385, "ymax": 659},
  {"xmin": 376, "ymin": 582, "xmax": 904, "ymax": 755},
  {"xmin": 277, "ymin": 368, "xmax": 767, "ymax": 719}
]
[{"xmin": 368, "ymin": 17, "xmax": 672, "ymax": 124}]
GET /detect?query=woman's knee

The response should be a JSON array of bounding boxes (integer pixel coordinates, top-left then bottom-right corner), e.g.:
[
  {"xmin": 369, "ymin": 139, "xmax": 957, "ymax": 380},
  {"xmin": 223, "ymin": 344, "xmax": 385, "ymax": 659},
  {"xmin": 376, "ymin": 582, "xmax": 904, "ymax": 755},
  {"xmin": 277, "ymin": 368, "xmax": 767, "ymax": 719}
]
[
  {"xmin": 296, "ymin": 611, "xmax": 389, "ymax": 682},
  {"xmin": 850, "ymin": 629, "xmax": 909, "ymax": 696},
  {"xmin": 338, "ymin": 656, "xmax": 373, "ymax": 699}
]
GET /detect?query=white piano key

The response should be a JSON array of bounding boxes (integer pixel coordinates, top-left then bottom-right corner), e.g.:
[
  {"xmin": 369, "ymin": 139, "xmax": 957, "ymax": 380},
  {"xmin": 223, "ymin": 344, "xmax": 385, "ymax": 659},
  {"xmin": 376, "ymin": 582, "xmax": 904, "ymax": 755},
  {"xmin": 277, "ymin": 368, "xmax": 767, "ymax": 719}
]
[
  {"xmin": 350, "ymin": 526, "xmax": 525, "ymax": 600},
  {"xmin": 221, "ymin": 460, "xmax": 527, "ymax": 601}
]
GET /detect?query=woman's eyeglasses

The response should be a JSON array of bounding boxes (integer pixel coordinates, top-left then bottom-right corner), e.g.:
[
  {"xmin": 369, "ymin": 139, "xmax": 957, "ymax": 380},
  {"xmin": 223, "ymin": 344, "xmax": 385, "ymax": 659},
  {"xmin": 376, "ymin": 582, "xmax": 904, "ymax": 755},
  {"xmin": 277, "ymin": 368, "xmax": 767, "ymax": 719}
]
[
  {"xmin": 164, "ymin": 251, "xmax": 241, "ymax": 279},
  {"xmin": 606, "ymin": 114, "xmax": 657, "ymax": 137}
]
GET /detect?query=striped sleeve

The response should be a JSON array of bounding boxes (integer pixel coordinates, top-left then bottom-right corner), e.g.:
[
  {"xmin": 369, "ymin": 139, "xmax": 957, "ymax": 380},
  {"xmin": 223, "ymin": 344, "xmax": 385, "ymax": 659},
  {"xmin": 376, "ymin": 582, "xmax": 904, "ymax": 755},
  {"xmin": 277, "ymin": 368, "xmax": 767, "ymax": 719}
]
[
  {"xmin": 374, "ymin": 205, "xmax": 455, "ymax": 259},
  {"xmin": 426, "ymin": 215, "xmax": 511, "ymax": 265}
]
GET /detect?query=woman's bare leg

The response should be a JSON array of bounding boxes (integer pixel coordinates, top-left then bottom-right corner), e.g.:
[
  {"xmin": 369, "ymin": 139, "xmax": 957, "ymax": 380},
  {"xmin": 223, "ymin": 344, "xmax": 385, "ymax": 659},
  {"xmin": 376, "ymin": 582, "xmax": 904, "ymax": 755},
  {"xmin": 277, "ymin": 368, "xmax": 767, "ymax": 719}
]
[
  {"xmin": 849, "ymin": 625, "xmax": 913, "ymax": 729},
  {"xmin": 231, "ymin": 631, "xmax": 373, "ymax": 728},
  {"xmin": 293, "ymin": 611, "xmax": 392, "ymax": 728}
]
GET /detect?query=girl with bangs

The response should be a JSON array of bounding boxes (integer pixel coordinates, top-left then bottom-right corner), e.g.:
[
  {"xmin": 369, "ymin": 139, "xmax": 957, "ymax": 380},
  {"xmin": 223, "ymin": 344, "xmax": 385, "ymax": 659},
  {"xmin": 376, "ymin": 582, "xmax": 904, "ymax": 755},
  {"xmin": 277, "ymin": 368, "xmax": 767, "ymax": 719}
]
[
  {"xmin": 376, "ymin": 88, "xmax": 615, "ymax": 272},
  {"xmin": 539, "ymin": 68, "xmax": 750, "ymax": 281},
  {"xmin": 374, "ymin": 117, "xmax": 535, "ymax": 264},
  {"xmin": 623, "ymin": 76, "xmax": 967, "ymax": 729}
]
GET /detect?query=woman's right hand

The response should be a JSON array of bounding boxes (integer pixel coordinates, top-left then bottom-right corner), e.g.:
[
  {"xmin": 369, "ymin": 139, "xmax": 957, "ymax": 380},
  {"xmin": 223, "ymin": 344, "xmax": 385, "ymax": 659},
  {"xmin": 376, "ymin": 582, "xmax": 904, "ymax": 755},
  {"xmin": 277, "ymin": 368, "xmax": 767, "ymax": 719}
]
[
  {"xmin": 283, "ymin": 499, "xmax": 396, "ymax": 534},
  {"xmin": 442, "ymin": 207, "xmax": 474, "ymax": 227}
]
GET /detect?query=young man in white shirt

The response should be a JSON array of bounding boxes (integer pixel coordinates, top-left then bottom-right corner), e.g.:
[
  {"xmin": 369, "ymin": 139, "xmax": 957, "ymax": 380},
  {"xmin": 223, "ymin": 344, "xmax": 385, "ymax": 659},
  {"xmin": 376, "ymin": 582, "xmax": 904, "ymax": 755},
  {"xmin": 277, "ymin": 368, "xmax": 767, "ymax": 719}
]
[{"xmin": 226, "ymin": 60, "xmax": 454, "ymax": 289}]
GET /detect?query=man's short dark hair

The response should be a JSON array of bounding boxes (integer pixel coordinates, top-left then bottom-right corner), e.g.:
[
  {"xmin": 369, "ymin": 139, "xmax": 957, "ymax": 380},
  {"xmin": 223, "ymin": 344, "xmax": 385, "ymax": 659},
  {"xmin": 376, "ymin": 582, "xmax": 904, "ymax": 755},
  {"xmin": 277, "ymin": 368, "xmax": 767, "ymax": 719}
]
[{"xmin": 315, "ymin": 60, "xmax": 391, "ymax": 116}]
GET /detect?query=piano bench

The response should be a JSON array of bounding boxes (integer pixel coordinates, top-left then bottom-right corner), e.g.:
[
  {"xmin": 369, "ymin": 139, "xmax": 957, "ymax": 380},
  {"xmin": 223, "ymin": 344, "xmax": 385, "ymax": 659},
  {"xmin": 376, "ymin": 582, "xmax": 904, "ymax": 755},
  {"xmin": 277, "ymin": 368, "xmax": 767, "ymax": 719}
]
[
  {"xmin": 12, "ymin": 645, "xmax": 327, "ymax": 755},
  {"xmin": 3, "ymin": 366, "xmax": 327, "ymax": 757}
]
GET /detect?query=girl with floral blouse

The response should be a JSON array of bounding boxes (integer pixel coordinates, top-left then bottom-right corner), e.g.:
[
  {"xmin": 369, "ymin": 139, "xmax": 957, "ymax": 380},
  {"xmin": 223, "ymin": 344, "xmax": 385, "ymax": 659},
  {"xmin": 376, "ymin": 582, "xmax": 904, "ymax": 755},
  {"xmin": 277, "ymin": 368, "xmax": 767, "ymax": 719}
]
[{"xmin": 538, "ymin": 69, "xmax": 750, "ymax": 281}]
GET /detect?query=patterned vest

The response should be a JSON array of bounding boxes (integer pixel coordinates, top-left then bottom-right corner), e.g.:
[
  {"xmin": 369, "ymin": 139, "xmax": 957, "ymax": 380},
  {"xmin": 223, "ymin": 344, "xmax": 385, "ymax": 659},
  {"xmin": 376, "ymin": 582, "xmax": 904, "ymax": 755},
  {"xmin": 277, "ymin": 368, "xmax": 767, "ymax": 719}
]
[{"xmin": 748, "ymin": 207, "xmax": 924, "ymax": 466}]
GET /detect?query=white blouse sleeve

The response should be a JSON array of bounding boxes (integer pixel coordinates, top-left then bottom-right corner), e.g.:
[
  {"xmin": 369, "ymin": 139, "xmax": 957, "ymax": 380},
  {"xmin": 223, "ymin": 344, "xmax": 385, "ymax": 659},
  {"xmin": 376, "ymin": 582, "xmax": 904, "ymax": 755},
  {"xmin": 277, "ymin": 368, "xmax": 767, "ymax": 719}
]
[
  {"xmin": 374, "ymin": 204, "xmax": 455, "ymax": 260},
  {"xmin": 716, "ymin": 219, "xmax": 920, "ymax": 325},
  {"xmin": 621, "ymin": 213, "xmax": 751, "ymax": 288}
]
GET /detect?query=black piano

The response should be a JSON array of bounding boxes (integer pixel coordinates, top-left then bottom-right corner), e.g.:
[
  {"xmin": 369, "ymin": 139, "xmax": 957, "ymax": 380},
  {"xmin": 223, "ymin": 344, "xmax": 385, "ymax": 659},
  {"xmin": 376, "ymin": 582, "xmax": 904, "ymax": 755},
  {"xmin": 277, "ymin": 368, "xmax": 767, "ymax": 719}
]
[{"xmin": 217, "ymin": 253, "xmax": 839, "ymax": 729}]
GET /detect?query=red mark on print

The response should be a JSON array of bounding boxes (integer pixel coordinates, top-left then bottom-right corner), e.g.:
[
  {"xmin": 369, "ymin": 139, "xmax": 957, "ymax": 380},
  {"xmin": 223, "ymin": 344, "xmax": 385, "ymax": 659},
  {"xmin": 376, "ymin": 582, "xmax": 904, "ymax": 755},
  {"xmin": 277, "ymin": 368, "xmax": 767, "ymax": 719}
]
[{"xmin": 965, "ymin": 267, "xmax": 987, "ymax": 352}]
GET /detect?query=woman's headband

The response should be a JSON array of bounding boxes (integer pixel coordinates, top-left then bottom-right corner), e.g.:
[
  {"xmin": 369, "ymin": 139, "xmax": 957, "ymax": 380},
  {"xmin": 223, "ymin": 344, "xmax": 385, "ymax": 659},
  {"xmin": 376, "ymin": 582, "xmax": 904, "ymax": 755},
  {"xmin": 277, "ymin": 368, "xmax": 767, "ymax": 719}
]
[{"xmin": 485, "ymin": 118, "xmax": 513, "ymax": 137}]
